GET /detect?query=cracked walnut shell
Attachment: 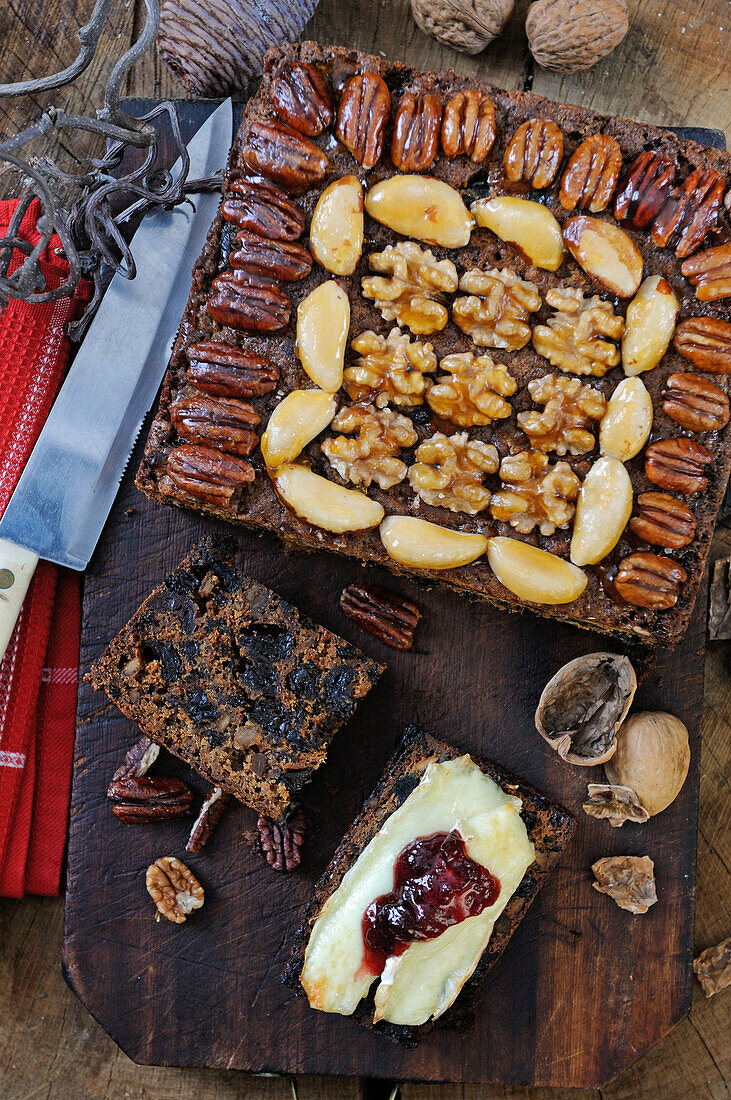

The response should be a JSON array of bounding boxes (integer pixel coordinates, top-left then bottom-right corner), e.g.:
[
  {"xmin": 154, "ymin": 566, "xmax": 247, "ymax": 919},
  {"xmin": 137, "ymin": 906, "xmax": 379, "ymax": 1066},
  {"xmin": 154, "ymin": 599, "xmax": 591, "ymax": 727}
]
[
  {"xmin": 321, "ymin": 404, "xmax": 418, "ymax": 490},
  {"xmin": 452, "ymin": 267, "xmax": 541, "ymax": 350},
  {"xmin": 582, "ymin": 783, "xmax": 650, "ymax": 828},
  {"xmin": 605, "ymin": 711, "xmax": 690, "ymax": 817},
  {"xmin": 532, "ymin": 287, "xmax": 624, "ymax": 376},
  {"xmin": 490, "ymin": 450, "xmax": 581, "ymax": 535},
  {"xmin": 146, "ymin": 856, "xmax": 204, "ymax": 923},
  {"xmin": 592, "ymin": 855, "xmax": 657, "ymax": 914},
  {"xmin": 345, "ymin": 328, "xmax": 437, "ymax": 407},
  {"xmin": 518, "ymin": 374, "xmax": 606, "ymax": 455},
  {"xmin": 427, "ymin": 352, "xmax": 517, "ymax": 427},
  {"xmin": 361, "ymin": 241, "xmax": 458, "ymax": 335},
  {"xmin": 408, "ymin": 431, "xmax": 499, "ymax": 514}
]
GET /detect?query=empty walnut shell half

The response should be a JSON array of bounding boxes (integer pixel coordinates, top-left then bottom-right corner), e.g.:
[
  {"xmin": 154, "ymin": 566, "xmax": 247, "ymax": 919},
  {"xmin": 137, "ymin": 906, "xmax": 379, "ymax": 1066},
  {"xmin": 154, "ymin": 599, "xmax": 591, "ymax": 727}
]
[{"xmin": 535, "ymin": 652, "xmax": 637, "ymax": 765}]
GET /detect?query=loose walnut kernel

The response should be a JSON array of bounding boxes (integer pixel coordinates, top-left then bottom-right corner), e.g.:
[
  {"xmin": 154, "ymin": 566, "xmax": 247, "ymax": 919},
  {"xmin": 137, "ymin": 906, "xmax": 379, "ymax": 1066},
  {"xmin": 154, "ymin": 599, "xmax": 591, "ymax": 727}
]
[
  {"xmin": 518, "ymin": 373, "xmax": 606, "ymax": 455},
  {"xmin": 361, "ymin": 241, "xmax": 458, "ymax": 335},
  {"xmin": 427, "ymin": 352, "xmax": 517, "ymax": 427},
  {"xmin": 321, "ymin": 404, "xmax": 418, "ymax": 489},
  {"xmin": 345, "ymin": 328, "xmax": 437, "ymax": 407},
  {"xmin": 532, "ymin": 287, "xmax": 624, "ymax": 377},
  {"xmin": 490, "ymin": 450, "xmax": 581, "ymax": 535},
  {"xmin": 408, "ymin": 432, "xmax": 499, "ymax": 514},
  {"xmin": 452, "ymin": 267, "xmax": 541, "ymax": 350}
]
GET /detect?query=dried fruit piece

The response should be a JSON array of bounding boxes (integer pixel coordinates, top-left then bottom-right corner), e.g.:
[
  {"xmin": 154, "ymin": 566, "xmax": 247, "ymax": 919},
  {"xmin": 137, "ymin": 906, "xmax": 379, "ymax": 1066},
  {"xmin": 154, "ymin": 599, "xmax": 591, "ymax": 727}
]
[
  {"xmin": 452, "ymin": 267, "xmax": 541, "ymax": 350},
  {"xmin": 694, "ymin": 939, "xmax": 731, "ymax": 998},
  {"xmin": 345, "ymin": 328, "xmax": 437, "ymax": 407},
  {"xmin": 630, "ymin": 492, "xmax": 696, "ymax": 550},
  {"xmin": 361, "ymin": 241, "xmax": 458, "ymax": 335},
  {"xmin": 230, "ymin": 231, "xmax": 312, "ymax": 281},
  {"xmin": 471, "ymin": 196, "xmax": 564, "ymax": 270},
  {"xmin": 606, "ymin": 711, "xmax": 690, "ymax": 816},
  {"xmin": 518, "ymin": 374, "xmax": 606, "ymax": 456},
  {"xmin": 391, "ymin": 91, "xmax": 442, "ymax": 172},
  {"xmin": 570, "ymin": 456, "xmax": 633, "ymax": 566},
  {"xmin": 592, "ymin": 855, "xmax": 657, "ymax": 914},
  {"xmin": 563, "ymin": 216, "xmax": 643, "ymax": 297},
  {"xmin": 186, "ymin": 786, "xmax": 230, "ymax": 854},
  {"xmin": 296, "ymin": 280, "xmax": 350, "ymax": 392},
  {"xmin": 681, "ymin": 243, "xmax": 731, "ymax": 302},
  {"xmin": 271, "ymin": 62, "xmax": 335, "ymax": 136},
  {"xmin": 309, "ymin": 175, "xmax": 364, "ymax": 276},
  {"xmin": 223, "ymin": 176, "xmax": 305, "ymax": 240},
  {"xmin": 532, "ymin": 287, "xmax": 623, "ymax": 377},
  {"xmin": 614, "ymin": 151, "xmax": 675, "ymax": 228},
  {"xmin": 441, "ymin": 89, "xmax": 496, "ymax": 161},
  {"xmin": 674, "ymin": 317, "xmax": 731, "ymax": 374},
  {"xmin": 366, "ymin": 175, "xmax": 474, "ymax": 248},
  {"xmin": 583, "ymin": 783, "xmax": 650, "ymax": 827},
  {"xmin": 407, "ymin": 432, "xmax": 499, "ymax": 514},
  {"xmin": 559, "ymin": 133, "xmax": 622, "ymax": 212},
  {"xmin": 170, "ymin": 393, "xmax": 259, "ymax": 456},
  {"xmin": 504, "ymin": 118, "xmax": 564, "ymax": 189},
  {"xmin": 165, "ymin": 444, "xmax": 254, "ymax": 507},
  {"xmin": 111, "ymin": 736, "xmax": 159, "ymax": 783},
  {"xmin": 336, "ymin": 72, "xmax": 391, "ymax": 168},
  {"xmin": 107, "ymin": 776, "xmax": 193, "ymax": 824},
  {"xmin": 652, "ymin": 167, "xmax": 725, "ymax": 258},
  {"xmin": 380, "ymin": 515, "xmax": 487, "ymax": 570},
  {"xmin": 599, "ymin": 377, "xmax": 652, "ymax": 462},
  {"xmin": 208, "ymin": 271, "xmax": 291, "ymax": 332},
  {"xmin": 614, "ymin": 551, "xmax": 687, "ymax": 609},
  {"xmin": 662, "ymin": 373, "xmax": 730, "ymax": 432},
  {"xmin": 271, "ymin": 464, "xmax": 384, "ymax": 532},
  {"xmin": 321, "ymin": 404, "xmax": 417, "ymax": 489},
  {"xmin": 534, "ymin": 652, "xmax": 636, "ymax": 765},
  {"xmin": 491, "ymin": 450, "xmax": 580, "ymax": 535},
  {"xmin": 645, "ymin": 437, "xmax": 713, "ymax": 494},
  {"xmin": 261, "ymin": 390, "xmax": 337, "ymax": 469},
  {"xmin": 427, "ymin": 352, "xmax": 516, "ymax": 427},
  {"xmin": 525, "ymin": 0, "xmax": 629, "ymax": 73},
  {"xmin": 146, "ymin": 855, "xmax": 204, "ymax": 923},
  {"xmin": 487, "ymin": 538, "xmax": 588, "ymax": 604},
  {"xmin": 340, "ymin": 584, "xmax": 421, "ymax": 649},
  {"xmin": 241, "ymin": 119, "xmax": 329, "ymax": 191},
  {"xmin": 186, "ymin": 342, "xmax": 279, "ymax": 399},
  {"xmin": 257, "ymin": 807, "xmax": 306, "ymax": 872},
  {"xmin": 621, "ymin": 275, "xmax": 679, "ymax": 376}
]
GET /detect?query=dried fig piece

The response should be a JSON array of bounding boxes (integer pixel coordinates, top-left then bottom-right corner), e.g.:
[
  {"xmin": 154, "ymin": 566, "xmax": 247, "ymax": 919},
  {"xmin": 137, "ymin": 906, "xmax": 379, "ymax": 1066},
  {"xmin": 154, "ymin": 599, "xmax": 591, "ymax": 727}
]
[
  {"xmin": 582, "ymin": 782, "xmax": 650, "ymax": 828},
  {"xmin": 534, "ymin": 652, "xmax": 637, "ymax": 765},
  {"xmin": 592, "ymin": 855, "xmax": 657, "ymax": 914}
]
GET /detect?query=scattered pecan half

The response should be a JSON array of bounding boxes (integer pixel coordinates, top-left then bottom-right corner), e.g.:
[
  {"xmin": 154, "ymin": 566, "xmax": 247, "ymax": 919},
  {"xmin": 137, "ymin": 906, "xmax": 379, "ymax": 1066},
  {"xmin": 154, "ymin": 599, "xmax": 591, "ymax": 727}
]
[
  {"xmin": 630, "ymin": 491, "xmax": 696, "ymax": 550},
  {"xmin": 257, "ymin": 806, "xmax": 306, "ymax": 873},
  {"xmin": 559, "ymin": 133, "xmax": 622, "ymax": 212},
  {"xmin": 166, "ymin": 444, "xmax": 254, "ymax": 507},
  {"xmin": 645, "ymin": 437, "xmax": 713, "ymax": 494},
  {"xmin": 146, "ymin": 855, "xmax": 204, "ymax": 922},
  {"xmin": 674, "ymin": 316, "xmax": 731, "ymax": 373},
  {"xmin": 340, "ymin": 584, "xmax": 421, "ymax": 649},
  {"xmin": 441, "ymin": 89, "xmax": 496, "ymax": 161},
  {"xmin": 518, "ymin": 373, "xmax": 606, "ymax": 455},
  {"xmin": 186, "ymin": 342, "xmax": 279, "ymax": 399},
  {"xmin": 170, "ymin": 393, "xmax": 259, "ymax": 456},
  {"xmin": 107, "ymin": 776, "xmax": 193, "ymax": 824},
  {"xmin": 207, "ymin": 271, "xmax": 291, "ymax": 332},
  {"xmin": 651, "ymin": 167, "xmax": 725, "ymax": 257},
  {"xmin": 111, "ymin": 736, "xmax": 160, "ymax": 783},
  {"xmin": 271, "ymin": 62, "xmax": 335, "ymax": 136},
  {"xmin": 229, "ymin": 231, "xmax": 312, "ymax": 281},
  {"xmin": 336, "ymin": 72, "xmax": 391, "ymax": 169},
  {"xmin": 222, "ymin": 176, "xmax": 305, "ymax": 240},
  {"xmin": 694, "ymin": 938, "xmax": 731, "ymax": 998},
  {"xmin": 614, "ymin": 552, "xmax": 687, "ymax": 610},
  {"xmin": 241, "ymin": 119, "xmax": 328, "ymax": 191},
  {"xmin": 504, "ymin": 118, "xmax": 564, "ymax": 189},
  {"xmin": 186, "ymin": 786, "xmax": 231, "ymax": 854},
  {"xmin": 614, "ymin": 151, "xmax": 675, "ymax": 228},
  {"xmin": 391, "ymin": 91, "xmax": 442, "ymax": 172},
  {"xmin": 681, "ymin": 243, "xmax": 731, "ymax": 302},
  {"xmin": 592, "ymin": 855, "xmax": 657, "ymax": 914},
  {"xmin": 662, "ymin": 373, "xmax": 730, "ymax": 432}
]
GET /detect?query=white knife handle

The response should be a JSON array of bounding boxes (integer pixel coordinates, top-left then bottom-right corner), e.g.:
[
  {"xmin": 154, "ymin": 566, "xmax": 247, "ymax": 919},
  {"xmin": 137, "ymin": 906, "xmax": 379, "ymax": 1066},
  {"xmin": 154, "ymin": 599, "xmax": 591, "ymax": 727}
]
[{"xmin": 0, "ymin": 539, "xmax": 39, "ymax": 663}]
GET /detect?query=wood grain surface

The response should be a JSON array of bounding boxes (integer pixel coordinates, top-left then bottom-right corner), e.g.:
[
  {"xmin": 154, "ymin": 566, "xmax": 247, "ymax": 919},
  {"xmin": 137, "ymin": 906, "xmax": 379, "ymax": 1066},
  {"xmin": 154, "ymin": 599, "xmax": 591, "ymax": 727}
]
[{"xmin": 0, "ymin": 0, "xmax": 729, "ymax": 1097}]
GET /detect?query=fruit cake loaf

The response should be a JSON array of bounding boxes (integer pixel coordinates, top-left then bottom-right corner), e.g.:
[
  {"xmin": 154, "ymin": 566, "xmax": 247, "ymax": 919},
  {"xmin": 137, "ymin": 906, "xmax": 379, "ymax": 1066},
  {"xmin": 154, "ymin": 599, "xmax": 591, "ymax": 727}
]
[
  {"xmin": 136, "ymin": 41, "xmax": 731, "ymax": 646},
  {"xmin": 85, "ymin": 537, "xmax": 383, "ymax": 817},
  {"xmin": 284, "ymin": 725, "xmax": 575, "ymax": 1045}
]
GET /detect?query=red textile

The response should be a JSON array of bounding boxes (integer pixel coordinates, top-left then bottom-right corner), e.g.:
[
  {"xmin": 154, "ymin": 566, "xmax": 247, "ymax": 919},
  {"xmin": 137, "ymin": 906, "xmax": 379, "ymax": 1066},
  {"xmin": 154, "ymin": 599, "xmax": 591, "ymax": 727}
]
[{"xmin": 0, "ymin": 198, "xmax": 89, "ymax": 897}]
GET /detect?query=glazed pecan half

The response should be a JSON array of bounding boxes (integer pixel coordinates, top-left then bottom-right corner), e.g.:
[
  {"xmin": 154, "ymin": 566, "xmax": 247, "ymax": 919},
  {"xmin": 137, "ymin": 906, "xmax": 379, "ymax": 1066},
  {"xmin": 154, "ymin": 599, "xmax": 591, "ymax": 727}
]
[
  {"xmin": 505, "ymin": 118, "xmax": 564, "ymax": 189},
  {"xmin": 559, "ymin": 133, "xmax": 622, "ymax": 212},
  {"xmin": 207, "ymin": 271, "xmax": 291, "ymax": 332},
  {"xmin": 681, "ymin": 243, "xmax": 731, "ymax": 302},
  {"xmin": 630, "ymin": 492, "xmax": 696, "ymax": 550},
  {"xmin": 222, "ymin": 176, "xmax": 305, "ymax": 240},
  {"xmin": 391, "ymin": 91, "xmax": 442, "ymax": 172},
  {"xmin": 271, "ymin": 62, "xmax": 335, "ymax": 136},
  {"xmin": 614, "ymin": 552, "xmax": 687, "ymax": 610},
  {"xmin": 441, "ymin": 89, "xmax": 496, "ymax": 161},
  {"xmin": 674, "ymin": 317, "xmax": 731, "ymax": 374},
  {"xmin": 336, "ymin": 72, "xmax": 391, "ymax": 169},
  {"xmin": 662, "ymin": 373, "xmax": 730, "ymax": 432},
  {"xmin": 614, "ymin": 151, "xmax": 675, "ymax": 228},
  {"xmin": 170, "ymin": 393, "xmax": 260, "ymax": 456},
  {"xmin": 652, "ymin": 167, "xmax": 725, "ymax": 258},
  {"xmin": 645, "ymin": 437, "xmax": 713, "ymax": 494},
  {"xmin": 340, "ymin": 584, "xmax": 421, "ymax": 650},
  {"xmin": 111, "ymin": 736, "xmax": 159, "ymax": 783},
  {"xmin": 241, "ymin": 119, "xmax": 328, "ymax": 191},
  {"xmin": 186, "ymin": 342, "xmax": 279, "ymax": 399},
  {"xmin": 229, "ymin": 231, "xmax": 312, "ymax": 281},
  {"xmin": 166, "ymin": 444, "xmax": 254, "ymax": 507}
]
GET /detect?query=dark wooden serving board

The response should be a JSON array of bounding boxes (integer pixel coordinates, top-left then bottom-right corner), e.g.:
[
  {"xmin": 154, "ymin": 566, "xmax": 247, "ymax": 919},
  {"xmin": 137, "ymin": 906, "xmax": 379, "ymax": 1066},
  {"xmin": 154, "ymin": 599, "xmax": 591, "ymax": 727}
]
[{"xmin": 63, "ymin": 101, "xmax": 722, "ymax": 1088}]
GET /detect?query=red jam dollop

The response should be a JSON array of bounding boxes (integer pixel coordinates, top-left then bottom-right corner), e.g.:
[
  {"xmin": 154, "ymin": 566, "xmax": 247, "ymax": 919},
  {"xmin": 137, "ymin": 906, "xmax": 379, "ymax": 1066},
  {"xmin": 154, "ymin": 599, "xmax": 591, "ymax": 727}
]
[{"xmin": 360, "ymin": 830, "xmax": 501, "ymax": 977}]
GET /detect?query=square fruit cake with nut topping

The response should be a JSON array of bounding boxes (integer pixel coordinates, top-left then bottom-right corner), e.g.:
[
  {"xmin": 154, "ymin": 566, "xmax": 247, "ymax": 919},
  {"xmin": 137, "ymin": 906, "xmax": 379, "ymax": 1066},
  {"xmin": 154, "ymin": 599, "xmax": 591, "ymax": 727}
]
[{"xmin": 136, "ymin": 41, "xmax": 731, "ymax": 647}]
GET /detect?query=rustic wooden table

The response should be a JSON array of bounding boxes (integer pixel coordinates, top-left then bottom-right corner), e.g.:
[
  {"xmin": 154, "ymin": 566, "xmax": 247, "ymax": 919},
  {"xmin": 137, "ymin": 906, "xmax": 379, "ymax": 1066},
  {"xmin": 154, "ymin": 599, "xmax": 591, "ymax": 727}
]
[{"xmin": 0, "ymin": 1, "xmax": 729, "ymax": 1097}]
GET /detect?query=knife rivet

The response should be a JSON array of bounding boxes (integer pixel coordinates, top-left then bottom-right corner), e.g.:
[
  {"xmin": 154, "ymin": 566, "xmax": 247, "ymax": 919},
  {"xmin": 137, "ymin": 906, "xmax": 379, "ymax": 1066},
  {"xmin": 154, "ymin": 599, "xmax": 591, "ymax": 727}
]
[{"xmin": 0, "ymin": 569, "xmax": 14, "ymax": 589}]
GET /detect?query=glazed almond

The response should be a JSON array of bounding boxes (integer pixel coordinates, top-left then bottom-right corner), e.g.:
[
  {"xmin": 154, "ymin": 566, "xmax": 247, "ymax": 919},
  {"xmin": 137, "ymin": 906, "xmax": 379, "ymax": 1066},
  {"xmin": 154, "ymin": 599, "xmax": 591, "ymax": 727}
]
[
  {"xmin": 296, "ymin": 280, "xmax": 350, "ymax": 392},
  {"xmin": 310, "ymin": 175, "xmax": 364, "ymax": 276},
  {"xmin": 570, "ymin": 457, "xmax": 633, "ymax": 567},
  {"xmin": 487, "ymin": 538, "xmax": 587, "ymax": 604},
  {"xmin": 599, "ymin": 377, "xmax": 653, "ymax": 462},
  {"xmin": 261, "ymin": 390, "xmax": 337, "ymax": 469},
  {"xmin": 563, "ymin": 216, "xmax": 643, "ymax": 297},
  {"xmin": 471, "ymin": 196, "xmax": 564, "ymax": 271},
  {"xmin": 365, "ymin": 176, "xmax": 473, "ymax": 248},
  {"xmin": 622, "ymin": 275, "xmax": 680, "ymax": 376},
  {"xmin": 380, "ymin": 515, "xmax": 487, "ymax": 569},
  {"xmin": 272, "ymin": 464, "xmax": 384, "ymax": 532}
]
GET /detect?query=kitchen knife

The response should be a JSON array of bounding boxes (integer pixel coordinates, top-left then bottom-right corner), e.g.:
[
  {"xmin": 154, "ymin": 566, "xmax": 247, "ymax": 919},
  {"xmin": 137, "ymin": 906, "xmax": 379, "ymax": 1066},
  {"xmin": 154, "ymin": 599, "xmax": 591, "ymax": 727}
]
[{"xmin": 0, "ymin": 97, "xmax": 233, "ymax": 663}]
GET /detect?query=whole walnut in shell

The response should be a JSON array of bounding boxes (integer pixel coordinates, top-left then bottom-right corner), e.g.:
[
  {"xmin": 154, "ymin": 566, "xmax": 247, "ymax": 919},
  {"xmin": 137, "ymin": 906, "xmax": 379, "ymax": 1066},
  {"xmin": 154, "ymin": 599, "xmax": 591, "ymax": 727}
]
[
  {"xmin": 410, "ymin": 0, "xmax": 515, "ymax": 54},
  {"xmin": 526, "ymin": 0, "xmax": 629, "ymax": 73},
  {"xmin": 605, "ymin": 711, "xmax": 690, "ymax": 816}
]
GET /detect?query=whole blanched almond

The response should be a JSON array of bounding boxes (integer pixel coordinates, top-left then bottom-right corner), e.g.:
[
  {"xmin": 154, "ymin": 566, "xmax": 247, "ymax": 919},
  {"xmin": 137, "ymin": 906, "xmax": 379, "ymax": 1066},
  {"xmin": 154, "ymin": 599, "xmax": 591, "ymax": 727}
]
[
  {"xmin": 380, "ymin": 515, "xmax": 487, "ymax": 569},
  {"xmin": 622, "ymin": 275, "xmax": 679, "ymax": 376},
  {"xmin": 365, "ymin": 176, "xmax": 473, "ymax": 248},
  {"xmin": 570, "ymin": 457, "xmax": 633, "ymax": 566},
  {"xmin": 487, "ymin": 537, "xmax": 587, "ymax": 604},
  {"xmin": 272, "ymin": 464, "xmax": 384, "ymax": 532},
  {"xmin": 261, "ymin": 390, "xmax": 337, "ymax": 469},
  {"xmin": 471, "ymin": 196, "xmax": 564, "ymax": 271},
  {"xmin": 599, "ymin": 376, "xmax": 653, "ymax": 461},
  {"xmin": 296, "ymin": 280, "xmax": 350, "ymax": 392},
  {"xmin": 310, "ymin": 176, "xmax": 364, "ymax": 276},
  {"xmin": 563, "ymin": 216, "xmax": 643, "ymax": 297}
]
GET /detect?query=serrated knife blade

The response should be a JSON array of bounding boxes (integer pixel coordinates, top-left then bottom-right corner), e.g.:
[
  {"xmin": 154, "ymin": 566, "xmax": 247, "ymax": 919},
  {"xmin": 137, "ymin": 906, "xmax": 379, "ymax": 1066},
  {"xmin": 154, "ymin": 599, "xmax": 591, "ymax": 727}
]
[{"xmin": 0, "ymin": 98, "xmax": 233, "ymax": 662}]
